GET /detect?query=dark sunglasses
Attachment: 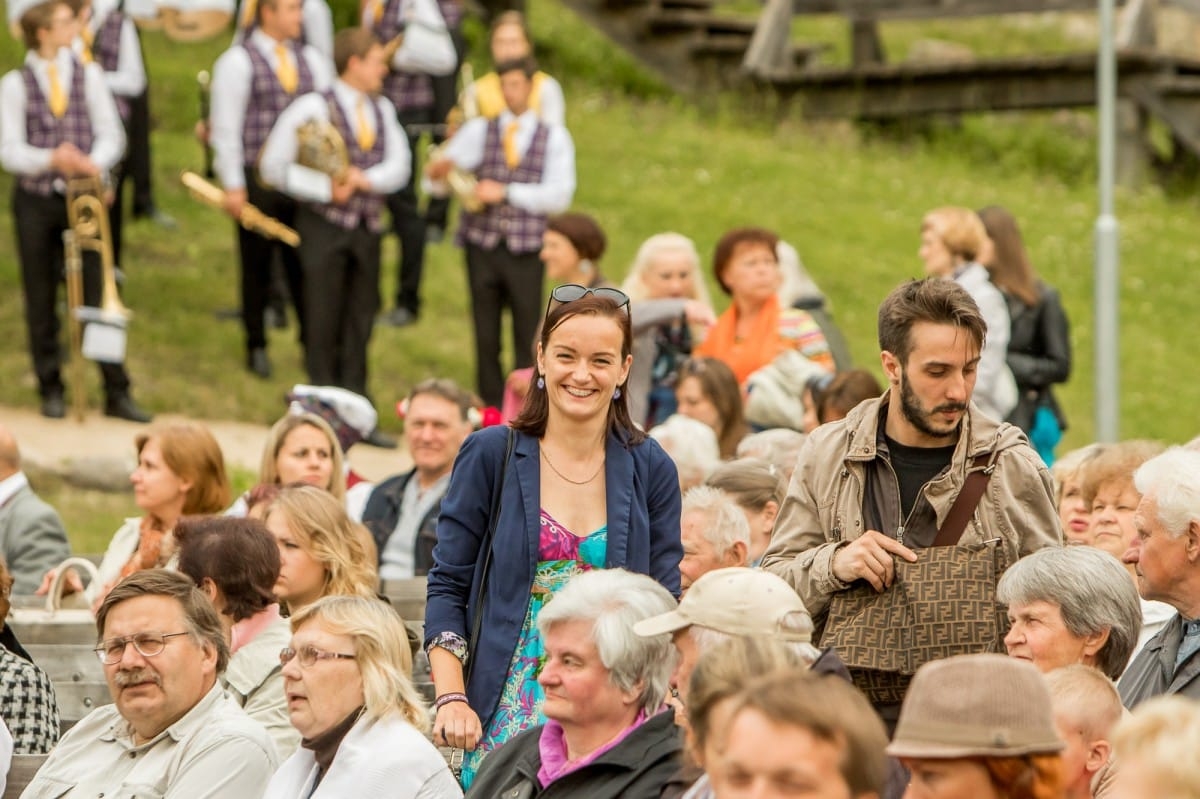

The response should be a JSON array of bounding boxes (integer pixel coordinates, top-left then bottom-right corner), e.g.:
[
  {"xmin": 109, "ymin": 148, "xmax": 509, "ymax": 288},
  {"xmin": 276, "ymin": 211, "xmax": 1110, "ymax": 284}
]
[{"xmin": 546, "ymin": 284, "xmax": 631, "ymax": 317}]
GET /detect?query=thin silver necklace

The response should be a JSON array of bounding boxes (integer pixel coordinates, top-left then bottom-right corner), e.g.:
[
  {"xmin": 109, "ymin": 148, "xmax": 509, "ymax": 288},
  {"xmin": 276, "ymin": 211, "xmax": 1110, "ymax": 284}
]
[{"xmin": 540, "ymin": 445, "xmax": 605, "ymax": 485}]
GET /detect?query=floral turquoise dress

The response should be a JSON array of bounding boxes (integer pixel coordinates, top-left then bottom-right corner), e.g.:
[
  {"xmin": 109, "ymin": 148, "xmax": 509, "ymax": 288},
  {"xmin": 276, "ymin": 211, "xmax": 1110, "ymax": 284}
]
[{"xmin": 459, "ymin": 509, "xmax": 608, "ymax": 786}]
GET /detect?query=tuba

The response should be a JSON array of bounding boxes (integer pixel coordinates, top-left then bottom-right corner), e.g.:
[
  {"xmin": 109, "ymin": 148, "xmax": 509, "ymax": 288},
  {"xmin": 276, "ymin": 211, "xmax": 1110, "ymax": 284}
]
[
  {"xmin": 64, "ymin": 176, "xmax": 131, "ymax": 419},
  {"xmin": 296, "ymin": 116, "xmax": 350, "ymax": 180}
]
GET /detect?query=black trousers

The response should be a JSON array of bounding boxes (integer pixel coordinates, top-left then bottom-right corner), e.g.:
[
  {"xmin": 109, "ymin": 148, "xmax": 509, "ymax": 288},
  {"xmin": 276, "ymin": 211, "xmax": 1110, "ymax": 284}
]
[
  {"xmin": 386, "ymin": 107, "xmax": 433, "ymax": 316},
  {"xmin": 296, "ymin": 207, "xmax": 380, "ymax": 397},
  {"xmin": 465, "ymin": 241, "xmax": 543, "ymax": 406},
  {"xmin": 12, "ymin": 186, "xmax": 132, "ymax": 399},
  {"xmin": 127, "ymin": 88, "xmax": 154, "ymax": 214},
  {"xmin": 237, "ymin": 167, "xmax": 305, "ymax": 352}
]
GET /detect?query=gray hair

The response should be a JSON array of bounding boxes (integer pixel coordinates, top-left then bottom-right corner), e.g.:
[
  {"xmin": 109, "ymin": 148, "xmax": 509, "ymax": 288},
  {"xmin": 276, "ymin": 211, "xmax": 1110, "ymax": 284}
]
[
  {"xmin": 682, "ymin": 485, "xmax": 751, "ymax": 558},
  {"xmin": 736, "ymin": 428, "xmax": 806, "ymax": 473},
  {"xmin": 621, "ymin": 232, "xmax": 709, "ymax": 306},
  {"xmin": 997, "ymin": 547, "xmax": 1142, "ymax": 680},
  {"xmin": 1134, "ymin": 447, "xmax": 1200, "ymax": 538},
  {"xmin": 650, "ymin": 415, "xmax": 720, "ymax": 489},
  {"xmin": 688, "ymin": 619, "xmax": 821, "ymax": 666},
  {"xmin": 538, "ymin": 569, "xmax": 677, "ymax": 715}
]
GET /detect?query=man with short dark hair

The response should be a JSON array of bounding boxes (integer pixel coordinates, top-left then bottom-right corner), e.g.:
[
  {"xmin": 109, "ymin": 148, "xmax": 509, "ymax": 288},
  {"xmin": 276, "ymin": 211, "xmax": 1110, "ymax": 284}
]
[
  {"xmin": 761, "ymin": 278, "xmax": 1060, "ymax": 725},
  {"xmin": 425, "ymin": 55, "xmax": 575, "ymax": 405},
  {"xmin": 21, "ymin": 570, "xmax": 277, "ymax": 797}
]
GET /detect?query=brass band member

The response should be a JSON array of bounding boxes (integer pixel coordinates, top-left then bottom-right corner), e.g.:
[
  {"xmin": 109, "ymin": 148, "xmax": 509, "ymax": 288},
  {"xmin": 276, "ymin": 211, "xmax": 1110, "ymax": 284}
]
[
  {"xmin": 425, "ymin": 56, "xmax": 575, "ymax": 406},
  {"xmin": 233, "ymin": 0, "xmax": 334, "ymax": 62},
  {"xmin": 461, "ymin": 11, "xmax": 564, "ymax": 126},
  {"xmin": 70, "ymin": 0, "xmax": 146, "ymax": 267},
  {"xmin": 259, "ymin": 27, "xmax": 411, "ymax": 411},
  {"xmin": 362, "ymin": 0, "xmax": 454, "ymax": 329},
  {"xmin": 0, "ymin": 0, "xmax": 150, "ymax": 421},
  {"xmin": 210, "ymin": 0, "xmax": 332, "ymax": 379}
]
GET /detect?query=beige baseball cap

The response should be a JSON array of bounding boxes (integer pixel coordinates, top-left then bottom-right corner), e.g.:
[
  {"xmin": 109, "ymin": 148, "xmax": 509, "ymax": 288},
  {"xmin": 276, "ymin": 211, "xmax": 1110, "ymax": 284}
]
[{"xmin": 633, "ymin": 567, "xmax": 812, "ymax": 642}]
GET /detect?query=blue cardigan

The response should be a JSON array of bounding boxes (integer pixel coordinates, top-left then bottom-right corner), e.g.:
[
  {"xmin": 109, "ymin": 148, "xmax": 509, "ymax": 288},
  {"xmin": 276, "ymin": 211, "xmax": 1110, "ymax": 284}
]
[{"xmin": 424, "ymin": 425, "xmax": 682, "ymax": 732}]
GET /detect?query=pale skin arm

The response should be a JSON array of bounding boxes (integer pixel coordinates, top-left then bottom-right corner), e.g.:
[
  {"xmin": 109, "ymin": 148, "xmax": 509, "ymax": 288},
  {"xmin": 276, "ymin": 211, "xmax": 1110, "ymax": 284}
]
[{"xmin": 428, "ymin": 646, "xmax": 482, "ymax": 750}]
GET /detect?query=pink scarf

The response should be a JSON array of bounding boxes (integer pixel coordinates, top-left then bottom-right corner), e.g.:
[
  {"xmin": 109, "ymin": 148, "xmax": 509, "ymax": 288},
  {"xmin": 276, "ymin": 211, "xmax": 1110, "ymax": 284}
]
[
  {"xmin": 536, "ymin": 709, "xmax": 649, "ymax": 787},
  {"xmin": 230, "ymin": 604, "xmax": 283, "ymax": 655}
]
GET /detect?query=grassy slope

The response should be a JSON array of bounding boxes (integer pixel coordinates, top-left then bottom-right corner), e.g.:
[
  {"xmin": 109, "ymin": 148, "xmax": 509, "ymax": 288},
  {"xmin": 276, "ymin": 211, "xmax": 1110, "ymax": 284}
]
[{"xmin": 2, "ymin": 2, "xmax": 1199, "ymax": 550}]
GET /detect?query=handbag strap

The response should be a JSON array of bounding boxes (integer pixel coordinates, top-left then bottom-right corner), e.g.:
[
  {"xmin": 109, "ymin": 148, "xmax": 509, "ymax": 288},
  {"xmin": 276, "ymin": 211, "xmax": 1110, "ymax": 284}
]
[
  {"xmin": 932, "ymin": 453, "xmax": 993, "ymax": 547},
  {"xmin": 464, "ymin": 427, "xmax": 515, "ymax": 683}
]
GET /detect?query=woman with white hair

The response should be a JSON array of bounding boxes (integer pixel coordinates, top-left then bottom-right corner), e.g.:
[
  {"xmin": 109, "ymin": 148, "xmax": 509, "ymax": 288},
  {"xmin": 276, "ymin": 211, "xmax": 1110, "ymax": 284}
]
[
  {"xmin": 998, "ymin": 545, "xmax": 1142, "ymax": 680},
  {"xmin": 621, "ymin": 233, "xmax": 716, "ymax": 428},
  {"xmin": 264, "ymin": 595, "xmax": 461, "ymax": 798},
  {"xmin": 650, "ymin": 415, "xmax": 721, "ymax": 491},
  {"xmin": 465, "ymin": 569, "xmax": 682, "ymax": 799}
]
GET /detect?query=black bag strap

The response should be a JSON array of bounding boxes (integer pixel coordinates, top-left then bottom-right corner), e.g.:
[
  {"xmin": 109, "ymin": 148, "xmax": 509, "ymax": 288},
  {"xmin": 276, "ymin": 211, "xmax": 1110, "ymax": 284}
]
[
  {"xmin": 932, "ymin": 453, "xmax": 994, "ymax": 547},
  {"xmin": 464, "ymin": 427, "xmax": 515, "ymax": 684}
]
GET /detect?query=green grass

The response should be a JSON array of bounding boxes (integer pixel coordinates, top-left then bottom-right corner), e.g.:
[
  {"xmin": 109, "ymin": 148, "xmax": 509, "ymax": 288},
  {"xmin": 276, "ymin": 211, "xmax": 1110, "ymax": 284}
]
[{"xmin": 3, "ymin": 0, "xmax": 1200, "ymax": 553}]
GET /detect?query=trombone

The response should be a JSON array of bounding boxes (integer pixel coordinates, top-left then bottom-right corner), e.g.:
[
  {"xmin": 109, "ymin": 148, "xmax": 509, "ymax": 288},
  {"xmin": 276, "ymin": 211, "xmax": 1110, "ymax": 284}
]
[{"xmin": 63, "ymin": 176, "xmax": 131, "ymax": 421}]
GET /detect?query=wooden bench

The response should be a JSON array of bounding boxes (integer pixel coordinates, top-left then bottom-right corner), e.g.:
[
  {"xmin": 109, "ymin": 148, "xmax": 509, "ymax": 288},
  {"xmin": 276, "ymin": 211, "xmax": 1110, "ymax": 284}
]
[
  {"xmin": 4, "ymin": 754, "xmax": 49, "ymax": 799},
  {"xmin": 380, "ymin": 577, "xmax": 427, "ymax": 624}
]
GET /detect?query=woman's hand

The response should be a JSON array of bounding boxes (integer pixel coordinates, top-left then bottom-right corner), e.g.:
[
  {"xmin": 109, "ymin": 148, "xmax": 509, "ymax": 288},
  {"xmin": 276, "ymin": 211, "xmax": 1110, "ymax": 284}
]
[
  {"xmin": 432, "ymin": 700, "xmax": 483, "ymax": 751},
  {"xmin": 683, "ymin": 300, "xmax": 716, "ymax": 328},
  {"xmin": 34, "ymin": 568, "xmax": 83, "ymax": 597}
]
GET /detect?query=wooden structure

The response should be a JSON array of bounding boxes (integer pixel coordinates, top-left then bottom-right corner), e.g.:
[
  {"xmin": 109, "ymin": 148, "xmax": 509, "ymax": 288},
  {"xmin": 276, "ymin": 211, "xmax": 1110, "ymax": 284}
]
[{"xmin": 558, "ymin": 0, "xmax": 1200, "ymax": 182}]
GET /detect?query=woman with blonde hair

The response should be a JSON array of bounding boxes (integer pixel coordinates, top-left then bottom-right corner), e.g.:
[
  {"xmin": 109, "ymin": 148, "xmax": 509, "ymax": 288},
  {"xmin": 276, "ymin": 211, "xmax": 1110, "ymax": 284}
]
[
  {"xmin": 261, "ymin": 484, "xmax": 377, "ymax": 614},
  {"xmin": 45, "ymin": 421, "xmax": 232, "ymax": 604},
  {"xmin": 264, "ymin": 595, "xmax": 461, "ymax": 798},
  {"xmin": 621, "ymin": 232, "xmax": 716, "ymax": 427},
  {"xmin": 259, "ymin": 413, "xmax": 347, "ymax": 501}
]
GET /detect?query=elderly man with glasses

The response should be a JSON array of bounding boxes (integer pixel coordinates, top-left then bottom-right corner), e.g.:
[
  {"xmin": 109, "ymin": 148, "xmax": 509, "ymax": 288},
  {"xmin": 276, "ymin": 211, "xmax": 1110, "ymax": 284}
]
[{"xmin": 20, "ymin": 570, "xmax": 278, "ymax": 798}]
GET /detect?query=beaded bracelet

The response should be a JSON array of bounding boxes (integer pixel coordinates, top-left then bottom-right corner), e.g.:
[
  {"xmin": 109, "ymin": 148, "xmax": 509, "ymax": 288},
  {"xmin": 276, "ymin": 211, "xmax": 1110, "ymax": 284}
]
[{"xmin": 434, "ymin": 692, "xmax": 469, "ymax": 711}]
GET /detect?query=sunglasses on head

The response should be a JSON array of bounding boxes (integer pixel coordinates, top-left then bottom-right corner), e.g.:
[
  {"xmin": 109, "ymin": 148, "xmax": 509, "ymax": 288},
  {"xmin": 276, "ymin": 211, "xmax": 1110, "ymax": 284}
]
[{"xmin": 545, "ymin": 284, "xmax": 631, "ymax": 316}]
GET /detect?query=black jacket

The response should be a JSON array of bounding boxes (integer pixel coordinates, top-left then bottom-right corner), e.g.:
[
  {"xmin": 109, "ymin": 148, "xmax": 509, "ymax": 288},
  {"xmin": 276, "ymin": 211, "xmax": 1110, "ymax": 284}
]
[
  {"xmin": 360, "ymin": 470, "xmax": 443, "ymax": 575},
  {"xmin": 465, "ymin": 709, "xmax": 682, "ymax": 799},
  {"xmin": 1004, "ymin": 283, "xmax": 1071, "ymax": 434}
]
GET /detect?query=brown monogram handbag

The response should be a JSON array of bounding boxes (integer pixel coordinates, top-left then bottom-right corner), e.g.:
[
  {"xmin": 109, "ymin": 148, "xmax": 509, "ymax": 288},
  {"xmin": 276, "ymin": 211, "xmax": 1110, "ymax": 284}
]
[{"xmin": 819, "ymin": 455, "xmax": 1011, "ymax": 706}]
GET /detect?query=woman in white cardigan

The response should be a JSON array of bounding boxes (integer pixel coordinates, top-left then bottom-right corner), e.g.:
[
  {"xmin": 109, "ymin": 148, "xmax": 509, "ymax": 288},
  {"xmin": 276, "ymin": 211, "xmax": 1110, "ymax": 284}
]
[{"xmin": 264, "ymin": 595, "xmax": 461, "ymax": 799}]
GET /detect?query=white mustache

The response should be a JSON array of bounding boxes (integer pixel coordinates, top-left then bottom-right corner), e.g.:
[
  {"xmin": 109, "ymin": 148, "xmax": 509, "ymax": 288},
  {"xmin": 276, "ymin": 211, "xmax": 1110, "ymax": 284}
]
[{"xmin": 114, "ymin": 668, "xmax": 161, "ymax": 688}]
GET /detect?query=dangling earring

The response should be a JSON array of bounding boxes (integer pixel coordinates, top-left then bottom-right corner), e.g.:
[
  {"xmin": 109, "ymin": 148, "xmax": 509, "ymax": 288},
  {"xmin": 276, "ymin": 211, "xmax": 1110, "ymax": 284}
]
[
  {"xmin": 613, "ymin": 387, "xmax": 622, "ymax": 400},
  {"xmin": 579, "ymin": 259, "xmax": 594, "ymax": 277},
  {"xmin": 537, "ymin": 376, "xmax": 545, "ymax": 390}
]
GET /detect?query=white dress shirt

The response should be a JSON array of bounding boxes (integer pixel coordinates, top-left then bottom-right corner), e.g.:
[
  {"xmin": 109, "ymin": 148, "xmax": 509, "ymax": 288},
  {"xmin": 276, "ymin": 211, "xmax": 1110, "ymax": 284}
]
[
  {"xmin": 430, "ymin": 109, "xmax": 575, "ymax": 214},
  {"xmin": 258, "ymin": 79, "xmax": 411, "ymax": 202},
  {"xmin": 83, "ymin": 0, "xmax": 147, "ymax": 99},
  {"xmin": 0, "ymin": 48, "xmax": 126, "ymax": 178},
  {"xmin": 231, "ymin": 0, "xmax": 334, "ymax": 60},
  {"xmin": 209, "ymin": 28, "xmax": 333, "ymax": 190},
  {"xmin": 0, "ymin": 471, "xmax": 29, "ymax": 509},
  {"xmin": 362, "ymin": 0, "xmax": 455, "ymax": 76}
]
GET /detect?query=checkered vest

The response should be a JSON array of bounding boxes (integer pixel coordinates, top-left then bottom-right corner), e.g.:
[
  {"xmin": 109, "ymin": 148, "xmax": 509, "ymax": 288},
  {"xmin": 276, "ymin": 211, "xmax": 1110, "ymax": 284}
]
[
  {"xmin": 93, "ymin": 13, "xmax": 131, "ymax": 120},
  {"xmin": 436, "ymin": 0, "xmax": 463, "ymax": 30},
  {"xmin": 19, "ymin": 58, "xmax": 94, "ymax": 196},
  {"xmin": 312, "ymin": 91, "xmax": 387, "ymax": 232},
  {"xmin": 377, "ymin": 0, "xmax": 433, "ymax": 113},
  {"xmin": 456, "ymin": 118, "xmax": 550, "ymax": 254},
  {"xmin": 242, "ymin": 41, "xmax": 314, "ymax": 166}
]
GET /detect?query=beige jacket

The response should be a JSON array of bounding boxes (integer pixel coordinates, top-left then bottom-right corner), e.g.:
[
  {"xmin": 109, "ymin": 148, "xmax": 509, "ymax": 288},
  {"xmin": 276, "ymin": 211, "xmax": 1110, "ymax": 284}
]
[{"xmin": 760, "ymin": 394, "xmax": 1062, "ymax": 617}]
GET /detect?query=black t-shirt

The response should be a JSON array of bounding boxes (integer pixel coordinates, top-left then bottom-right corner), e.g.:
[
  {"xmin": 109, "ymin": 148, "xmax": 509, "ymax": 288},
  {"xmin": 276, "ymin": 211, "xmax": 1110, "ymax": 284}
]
[{"xmin": 885, "ymin": 435, "xmax": 955, "ymax": 523}]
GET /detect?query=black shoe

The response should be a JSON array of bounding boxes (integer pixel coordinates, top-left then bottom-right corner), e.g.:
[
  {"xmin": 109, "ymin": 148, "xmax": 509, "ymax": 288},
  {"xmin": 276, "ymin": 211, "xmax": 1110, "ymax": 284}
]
[
  {"xmin": 265, "ymin": 306, "xmax": 289, "ymax": 330},
  {"xmin": 383, "ymin": 307, "xmax": 417, "ymax": 328},
  {"xmin": 214, "ymin": 307, "xmax": 243, "ymax": 321},
  {"xmin": 363, "ymin": 427, "xmax": 398, "ymax": 449},
  {"xmin": 425, "ymin": 224, "xmax": 445, "ymax": 244},
  {"xmin": 247, "ymin": 348, "xmax": 272, "ymax": 379},
  {"xmin": 133, "ymin": 206, "xmax": 177, "ymax": 229},
  {"xmin": 105, "ymin": 395, "xmax": 152, "ymax": 423},
  {"xmin": 41, "ymin": 393, "xmax": 66, "ymax": 419}
]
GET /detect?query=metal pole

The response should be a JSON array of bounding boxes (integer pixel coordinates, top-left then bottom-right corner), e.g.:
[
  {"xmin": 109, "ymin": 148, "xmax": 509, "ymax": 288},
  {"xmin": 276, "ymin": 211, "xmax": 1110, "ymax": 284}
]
[{"xmin": 1095, "ymin": 0, "xmax": 1120, "ymax": 442}]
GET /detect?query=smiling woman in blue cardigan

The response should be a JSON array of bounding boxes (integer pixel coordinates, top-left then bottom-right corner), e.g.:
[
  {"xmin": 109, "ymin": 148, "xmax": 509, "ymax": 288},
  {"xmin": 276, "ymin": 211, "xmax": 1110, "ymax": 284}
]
[{"xmin": 424, "ymin": 288, "xmax": 683, "ymax": 786}]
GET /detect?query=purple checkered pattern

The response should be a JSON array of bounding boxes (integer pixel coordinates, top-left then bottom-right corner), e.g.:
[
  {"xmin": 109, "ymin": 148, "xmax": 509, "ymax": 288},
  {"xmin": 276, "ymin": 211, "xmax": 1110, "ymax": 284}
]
[
  {"xmin": 242, "ymin": 42, "xmax": 314, "ymax": 166},
  {"xmin": 19, "ymin": 59, "xmax": 94, "ymax": 196},
  {"xmin": 0, "ymin": 648, "xmax": 59, "ymax": 754},
  {"xmin": 436, "ymin": 0, "xmax": 463, "ymax": 30},
  {"xmin": 93, "ymin": 13, "xmax": 131, "ymax": 120},
  {"xmin": 377, "ymin": 0, "xmax": 434, "ymax": 113},
  {"xmin": 456, "ymin": 118, "xmax": 550, "ymax": 254},
  {"xmin": 313, "ymin": 91, "xmax": 387, "ymax": 232}
]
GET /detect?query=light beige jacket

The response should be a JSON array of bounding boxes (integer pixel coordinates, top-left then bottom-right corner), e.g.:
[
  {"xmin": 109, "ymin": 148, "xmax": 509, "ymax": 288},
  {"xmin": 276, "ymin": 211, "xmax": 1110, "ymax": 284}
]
[{"xmin": 760, "ymin": 394, "xmax": 1062, "ymax": 617}]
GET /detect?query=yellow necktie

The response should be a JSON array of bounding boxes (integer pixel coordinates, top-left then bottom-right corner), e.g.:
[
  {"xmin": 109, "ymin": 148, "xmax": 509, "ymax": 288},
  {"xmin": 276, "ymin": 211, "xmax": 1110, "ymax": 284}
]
[
  {"xmin": 240, "ymin": 0, "xmax": 257, "ymax": 29},
  {"xmin": 503, "ymin": 120, "xmax": 520, "ymax": 169},
  {"xmin": 372, "ymin": 0, "xmax": 384, "ymax": 25},
  {"xmin": 275, "ymin": 44, "xmax": 298, "ymax": 94},
  {"xmin": 356, "ymin": 97, "xmax": 375, "ymax": 151},
  {"xmin": 47, "ymin": 61, "xmax": 67, "ymax": 118},
  {"xmin": 80, "ymin": 28, "xmax": 94, "ymax": 65}
]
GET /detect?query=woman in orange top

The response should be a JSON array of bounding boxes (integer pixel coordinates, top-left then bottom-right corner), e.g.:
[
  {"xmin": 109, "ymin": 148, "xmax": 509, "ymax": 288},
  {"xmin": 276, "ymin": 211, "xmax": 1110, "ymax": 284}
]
[{"xmin": 695, "ymin": 228, "xmax": 835, "ymax": 384}]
